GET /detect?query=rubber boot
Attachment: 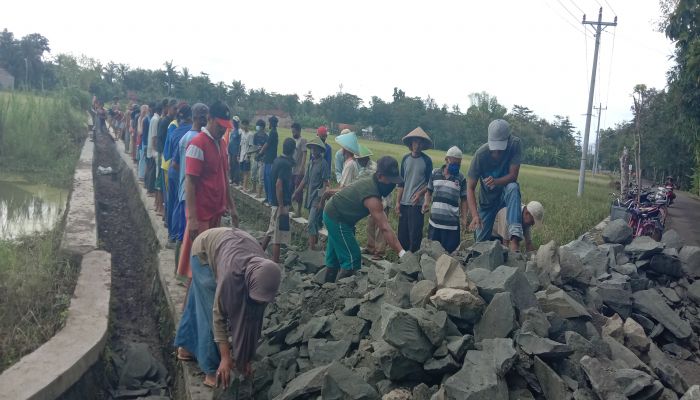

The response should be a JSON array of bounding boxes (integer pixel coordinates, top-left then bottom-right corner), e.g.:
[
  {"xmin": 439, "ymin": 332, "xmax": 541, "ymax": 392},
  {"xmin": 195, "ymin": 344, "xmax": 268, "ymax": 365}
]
[{"xmin": 324, "ymin": 267, "xmax": 339, "ymax": 283}]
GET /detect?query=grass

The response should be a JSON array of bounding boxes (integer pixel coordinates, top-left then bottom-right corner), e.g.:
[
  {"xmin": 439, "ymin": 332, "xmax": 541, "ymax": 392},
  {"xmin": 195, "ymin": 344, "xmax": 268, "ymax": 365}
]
[
  {"xmin": 260, "ymin": 128, "xmax": 612, "ymax": 249},
  {"xmin": 0, "ymin": 91, "xmax": 87, "ymax": 187},
  {"xmin": 0, "ymin": 91, "xmax": 85, "ymax": 372},
  {"xmin": 0, "ymin": 231, "xmax": 80, "ymax": 372}
]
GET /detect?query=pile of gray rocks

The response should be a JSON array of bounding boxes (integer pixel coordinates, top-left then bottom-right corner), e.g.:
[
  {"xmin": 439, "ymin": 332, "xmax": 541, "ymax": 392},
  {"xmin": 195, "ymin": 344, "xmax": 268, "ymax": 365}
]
[{"xmin": 251, "ymin": 222, "xmax": 700, "ymax": 400}]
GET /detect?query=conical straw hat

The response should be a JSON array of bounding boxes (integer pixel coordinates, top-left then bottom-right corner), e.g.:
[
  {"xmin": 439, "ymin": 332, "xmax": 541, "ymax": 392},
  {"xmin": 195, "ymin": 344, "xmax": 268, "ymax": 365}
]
[
  {"xmin": 306, "ymin": 138, "xmax": 326, "ymax": 151},
  {"xmin": 354, "ymin": 144, "xmax": 373, "ymax": 159},
  {"xmin": 335, "ymin": 131, "xmax": 360, "ymax": 155},
  {"xmin": 402, "ymin": 126, "xmax": 433, "ymax": 149}
]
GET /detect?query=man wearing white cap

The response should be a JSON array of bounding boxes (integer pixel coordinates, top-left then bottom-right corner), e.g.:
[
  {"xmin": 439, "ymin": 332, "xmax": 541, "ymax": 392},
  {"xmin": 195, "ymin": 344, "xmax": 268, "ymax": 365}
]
[
  {"xmin": 467, "ymin": 119, "xmax": 526, "ymax": 251},
  {"xmin": 493, "ymin": 201, "xmax": 543, "ymax": 252},
  {"xmin": 422, "ymin": 146, "xmax": 468, "ymax": 253}
]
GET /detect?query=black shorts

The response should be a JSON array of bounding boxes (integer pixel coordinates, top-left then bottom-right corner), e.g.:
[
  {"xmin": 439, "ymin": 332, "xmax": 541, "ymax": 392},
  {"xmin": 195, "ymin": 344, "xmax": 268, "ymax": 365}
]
[{"xmin": 240, "ymin": 159, "xmax": 251, "ymax": 172}]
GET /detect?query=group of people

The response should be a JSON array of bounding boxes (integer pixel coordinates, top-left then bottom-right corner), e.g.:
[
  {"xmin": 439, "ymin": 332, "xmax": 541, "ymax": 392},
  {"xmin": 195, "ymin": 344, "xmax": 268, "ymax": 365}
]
[{"xmin": 99, "ymin": 95, "xmax": 545, "ymax": 389}]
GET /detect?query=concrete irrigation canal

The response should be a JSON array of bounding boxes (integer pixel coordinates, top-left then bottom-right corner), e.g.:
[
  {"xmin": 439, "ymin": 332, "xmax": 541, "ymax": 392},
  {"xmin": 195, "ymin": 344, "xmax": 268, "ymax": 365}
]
[{"xmin": 3, "ymin": 131, "xmax": 700, "ymax": 400}]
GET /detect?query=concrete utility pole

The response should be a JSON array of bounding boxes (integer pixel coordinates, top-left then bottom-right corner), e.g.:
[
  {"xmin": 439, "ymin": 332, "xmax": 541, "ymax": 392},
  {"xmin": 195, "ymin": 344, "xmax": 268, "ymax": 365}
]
[
  {"xmin": 577, "ymin": 8, "xmax": 617, "ymax": 197},
  {"xmin": 592, "ymin": 103, "xmax": 607, "ymax": 174}
]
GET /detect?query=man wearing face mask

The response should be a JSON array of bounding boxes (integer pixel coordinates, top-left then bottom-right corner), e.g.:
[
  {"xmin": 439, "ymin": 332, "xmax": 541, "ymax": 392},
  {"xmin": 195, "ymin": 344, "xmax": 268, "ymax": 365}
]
[
  {"xmin": 177, "ymin": 101, "xmax": 239, "ymax": 279},
  {"xmin": 422, "ymin": 146, "xmax": 468, "ymax": 253},
  {"xmin": 467, "ymin": 119, "xmax": 524, "ymax": 252},
  {"xmin": 321, "ymin": 156, "xmax": 407, "ymax": 282}
]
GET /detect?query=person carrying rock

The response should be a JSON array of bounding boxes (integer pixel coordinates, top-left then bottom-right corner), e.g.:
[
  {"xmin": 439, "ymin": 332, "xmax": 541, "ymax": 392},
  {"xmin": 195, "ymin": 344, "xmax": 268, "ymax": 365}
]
[
  {"xmin": 321, "ymin": 156, "xmax": 407, "ymax": 281},
  {"xmin": 492, "ymin": 201, "xmax": 543, "ymax": 252},
  {"xmin": 422, "ymin": 146, "xmax": 468, "ymax": 253},
  {"xmin": 396, "ymin": 127, "xmax": 434, "ymax": 252},
  {"xmin": 292, "ymin": 138, "xmax": 330, "ymax": 250},
  {"xmin": 174, "ymin": 227, "xmax": 281, "ymax": 389},
  {"xmin": 466, "ymin": 119, "xmax": 525, "ymax": 252}
]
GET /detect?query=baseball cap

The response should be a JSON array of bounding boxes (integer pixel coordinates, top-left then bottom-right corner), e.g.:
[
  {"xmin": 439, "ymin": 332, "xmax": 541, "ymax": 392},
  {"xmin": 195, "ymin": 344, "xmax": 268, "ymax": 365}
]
[
  {"xmin": 446, "ymin": 146, "xmax": 463, "ymax": 159},
  {"xmin": 209, "ymin": 101, "xmax": 233, "ymax": 129},
  {"xmin": 376, "ymin": 156, "xmax": 403, "ymax": 184},
  {"xmin": 317, "ymin": 126, "xmax": 328, "ymax": 136},
  {"xmin": 192, "ymin": 103, "xmax": 209, "ymax": 118},
  {"xmin": 526, "ymin": 201, "xmax": 544, "ymax": 226},
  {"xmin": 487, "ymin": 119, "xmax": 511, "ymax": 151}
]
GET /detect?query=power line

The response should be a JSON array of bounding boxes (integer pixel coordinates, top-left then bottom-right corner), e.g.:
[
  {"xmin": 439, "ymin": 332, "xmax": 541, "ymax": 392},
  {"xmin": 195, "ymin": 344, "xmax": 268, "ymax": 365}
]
[
  {"xmin": 544, "ymin": 0, "xmax": 589, "ymax": 35},
  {"xmin": 604, "ymin": 26, "xmax": 617, "ymax": 109},
  {"xmin": 567, "ymin": 0, "xmax": 585, "ymax": 15},
  {"xmin": 556, "ymin": 0, "xmax": 584, "ymax": 25},
  {"xmin": 602, "ymin": 0, "xmax": 617, "ymax": 16}
]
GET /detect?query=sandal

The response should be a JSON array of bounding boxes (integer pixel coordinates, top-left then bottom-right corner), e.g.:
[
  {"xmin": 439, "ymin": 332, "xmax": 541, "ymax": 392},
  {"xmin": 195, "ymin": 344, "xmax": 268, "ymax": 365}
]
[{"xmin": 176, "ymin": 348, "xmax": 194, "ymax": 361}]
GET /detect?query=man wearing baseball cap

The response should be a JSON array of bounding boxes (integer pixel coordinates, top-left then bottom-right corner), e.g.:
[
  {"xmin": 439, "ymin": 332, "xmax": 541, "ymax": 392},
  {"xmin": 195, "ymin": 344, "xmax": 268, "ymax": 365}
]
[
  {"xmin": 467, "ymin": 119, "xmax": 526, "ymax": 251},
  {"xmin": 177, "ymin": 101, "xmax": 238, "ymax": 278},
  {"xmin": 321, "ymin": 156, "xmax": 408, "ymax": 282},
  {"xmin": 316, "ymin": 125, "xmax": 333, "ymax": 168},
  {"xmin": 492, "ymin": 201, "xmax": 544, "ymax": 252}
]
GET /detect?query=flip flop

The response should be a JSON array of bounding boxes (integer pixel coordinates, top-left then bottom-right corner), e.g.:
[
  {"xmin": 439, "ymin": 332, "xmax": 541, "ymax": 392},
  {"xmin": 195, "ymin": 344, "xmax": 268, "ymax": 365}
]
[
  {"xmin": 202, "ymin": 379, "xmax": 216, "ymax": 388},
  {"xmin": 176, "ymin": 349, "xmax": 194, "ymax": 361}
]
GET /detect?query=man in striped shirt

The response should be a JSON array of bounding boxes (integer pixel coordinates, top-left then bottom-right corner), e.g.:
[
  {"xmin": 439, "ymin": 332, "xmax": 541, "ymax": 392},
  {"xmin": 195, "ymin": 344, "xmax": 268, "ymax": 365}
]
[{"xmin": 422, "ymin": 146, "xmax": 468, "ymax": 253}]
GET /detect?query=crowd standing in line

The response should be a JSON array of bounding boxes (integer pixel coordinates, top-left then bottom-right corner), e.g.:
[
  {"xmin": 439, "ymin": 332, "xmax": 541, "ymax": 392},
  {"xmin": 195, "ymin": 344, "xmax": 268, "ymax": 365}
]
[{"xmin": 101, "ymin": 95, "xmax": 545, "ymax": 389}]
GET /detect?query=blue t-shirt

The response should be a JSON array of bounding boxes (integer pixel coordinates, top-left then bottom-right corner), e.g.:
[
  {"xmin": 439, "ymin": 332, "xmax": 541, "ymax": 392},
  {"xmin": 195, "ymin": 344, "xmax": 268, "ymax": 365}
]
[
  {"xmin": 166, "ymin": 124, "xmax": 193, "ymax": 181},
  {"xmin": 177, "ymin": 130, "xmax": 200, "ymax": 202}
]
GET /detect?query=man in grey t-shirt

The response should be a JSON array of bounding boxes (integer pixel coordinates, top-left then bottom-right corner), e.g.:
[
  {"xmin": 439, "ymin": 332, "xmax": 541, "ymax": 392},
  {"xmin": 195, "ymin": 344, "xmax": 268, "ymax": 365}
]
[
  {"xmin": 466, "ymin": 119, "xmax": 525, "ymax": 251},
  {"xmin": 395, "ymin": 127, "xmax": 433, "ymax": 252}
]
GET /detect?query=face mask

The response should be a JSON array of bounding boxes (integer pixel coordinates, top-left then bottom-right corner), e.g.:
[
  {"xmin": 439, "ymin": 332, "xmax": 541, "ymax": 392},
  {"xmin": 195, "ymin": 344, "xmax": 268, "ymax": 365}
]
[
  {"xmin": 256, "ymin": 126, "xmax": 261, "ymax": 132},
  {"xmin": 447, "ymin": 163, "xmax": 460, "ymax": 175},
  {"xmin": 377, "ymin": 181, "xmax": 396, "ymax": 197}
]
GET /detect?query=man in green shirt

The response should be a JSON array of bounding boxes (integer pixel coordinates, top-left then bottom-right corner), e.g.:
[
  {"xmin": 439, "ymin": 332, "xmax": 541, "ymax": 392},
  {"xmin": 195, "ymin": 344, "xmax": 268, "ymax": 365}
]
[
  {"xmin": 322, "ymin": 156, "xmax": 407, "ymax": 281},
  {"xmin": 467, "ymin": 119, "xmax": 525, "ymax": 252}
]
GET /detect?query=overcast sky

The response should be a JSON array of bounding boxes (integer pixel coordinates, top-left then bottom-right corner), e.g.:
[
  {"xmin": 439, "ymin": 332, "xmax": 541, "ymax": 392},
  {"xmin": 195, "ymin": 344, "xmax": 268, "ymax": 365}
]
[{"xmin": 6, "ymin": 0, "xmax": 674, "ymax": 141}]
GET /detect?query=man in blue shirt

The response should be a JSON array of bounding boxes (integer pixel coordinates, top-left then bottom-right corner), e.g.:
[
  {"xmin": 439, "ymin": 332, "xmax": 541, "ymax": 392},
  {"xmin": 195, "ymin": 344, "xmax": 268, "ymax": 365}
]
[{"xmin": 228, "ymin": 116, "xmax": 241, "ymax": 185}]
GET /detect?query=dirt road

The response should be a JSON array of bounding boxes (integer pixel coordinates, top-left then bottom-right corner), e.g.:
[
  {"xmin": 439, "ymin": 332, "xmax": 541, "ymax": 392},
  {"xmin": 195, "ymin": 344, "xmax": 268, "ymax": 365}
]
[{"xmin": 667, "ymin": 191, "xmax": 700, "ymax": 247}]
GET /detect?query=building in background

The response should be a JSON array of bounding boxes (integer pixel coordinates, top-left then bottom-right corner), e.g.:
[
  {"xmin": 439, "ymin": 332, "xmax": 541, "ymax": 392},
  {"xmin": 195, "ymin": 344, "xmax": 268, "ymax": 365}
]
[{"xmin": 0, "ymin": 67, "xmax": 15, "ymax": 90}]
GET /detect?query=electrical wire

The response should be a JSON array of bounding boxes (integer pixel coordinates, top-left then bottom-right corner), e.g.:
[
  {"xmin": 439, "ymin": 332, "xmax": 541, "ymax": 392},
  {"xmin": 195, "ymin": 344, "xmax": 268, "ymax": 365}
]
[
  {"xmin": 544, "ymin": 0, "xmax": 589, "ymax": 36},
  {"xmin": 602, "ymin": 0, "xmax": 617, "ymax": 16},
  {"xmin": 566, "ymin": 0, "xmax": 585, "ymax": 15},
  {"xmin": 603, "ymin": 26, "xmax": 617, "ymax": 125},
  {"xmin": 556, "ymin": 0, "xmax": 585, "ymax": 25}
]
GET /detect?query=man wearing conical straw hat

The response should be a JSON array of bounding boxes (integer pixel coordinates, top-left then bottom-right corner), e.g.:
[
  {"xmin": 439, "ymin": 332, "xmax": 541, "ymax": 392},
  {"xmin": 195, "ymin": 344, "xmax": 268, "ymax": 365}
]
[
  {"xmin": 335, "ymin": 130, "xmax": 361, "ymax": 187},
  {"xmin": 395, "ymin": 127, "xmax": 434, "ymax": 252}
]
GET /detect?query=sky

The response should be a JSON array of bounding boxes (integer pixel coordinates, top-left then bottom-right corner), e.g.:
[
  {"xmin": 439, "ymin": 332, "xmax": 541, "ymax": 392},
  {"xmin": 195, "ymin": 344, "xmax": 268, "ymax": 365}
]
[{"xmin": 5, "ymin": 0, "xmax": 675, "ymax": 142}]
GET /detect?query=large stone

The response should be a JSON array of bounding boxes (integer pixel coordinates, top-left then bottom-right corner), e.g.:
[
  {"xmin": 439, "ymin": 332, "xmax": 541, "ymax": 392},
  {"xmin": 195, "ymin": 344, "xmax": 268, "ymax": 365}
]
[
  {"xmin": 632, "ymin": 289, "xmax": 692, "ymax": 340},
  {"xmin": 390, "ymin": 253, "xmax": 422, "ymax": 280},
  {"xmin": 275, "ymin": 365, "xmax": 330, "ymax": 400},
  {"xmin": 308, "ymin": 338, "xmax": 351, "ymax": 366},
  {"xmin": 298, "ymin": 249, "xmax": 326, "ymax": 273},
  {"xmin": 410, "ymin": 280, "xmax": 437, "ymax": 308},
  {"xmin": 443, "ymin": 339, "xmax": 516, "ymax": 400},
  {"xmin": 520, "ymin": 307, "xmax": 551, "ymax": 337},
  {"xmin": 474, "ymin": 292, "xmax": 516, "ymax": 342},
  {"xmin": 601, "ymin": 334, "xmax": 652, "ymax": 374},
  {"xmin": 603, "ymin": 219, "xmax": 634, "ymax": 245},
  {"xmin": 649, "ymin": 254, "xmax": 684, "ymax": 278},
  {"xmin": 614, "ymin": 368, "xmax": 663, "ymax": 399},
  {"xmin": 372, "ymin": 340, "xmax": 425, "ymax": 381},
  {"xmin": 596, "ymin": 284, "xmax": 633, "ymax": 319},
  {"xmin": 559, "ymin": 239, "xmax": 607, "ymax": 285},
  {"xmin": 331, "ymin": 316, "xmax": 369, "ymax": 344},
  {"xmin": 625, "ymin": 236, "xmax": 664, "ymax": 260},
  {"xmin": 623, "ymin": 317, "xmax": 651, "ymax": 354},
  {"xmin": 421, "ymin": 254, "xmax": 438, "ymax": 282},
  {"xmin": 475, "ymin": 265, "xmax": 538, "ymax": 310},
  {"xmin": 405, "ymin": 307, "xmax": 447, "ymax": 346},
  {"xmin": 467, "ymin": 240, "xmax": 506, "ymax": 271},
  {"xmin": 579, "ymin": 356, "xmax": 627, "ymax": 400},
  {"xmin": 648, "ymin": 343, "xmax": 689, "ymax": 395},
  {"xmin": 430, "ymin": 288, "xmax": 485, "ymax": 323},
  {"xmin": 380, "ymin": 304, "xmax": 435, "ymax": 363},
  {"xmin": 680, "ymin": 246, "xmax": 700, "ymax": 278},
  {"xmin": 688, "ymin": 281, "xmax": 700, "ymax": 305},
  {"xmin": 322, "ymin": 361, "xmax": 379, "ymax": 400},
  {"xmin": 424, "ymin": 354, "xmax": 460, "ymax": 375},
  {"xmin": 533, "ymin": 240, "xmax": 561, "ymax": 286},
  {"xmin": 516, "ymin": 332, "xmax": 573, "ymax": 359},
  {"xmin": 681, "ymin": 386, "xmax": 700, "ymax": 400},
  {"xmin": 435, "ymin": 255, "xmax": 477, "ymax": 292},
  {"xmin": 385, "ymin": 276, "xmax": 414, "ymax": 308},
  {"xmin": 602, "ymin": 314, "xmax": 624, "ymax": 342},
  {"xmin": 533, "ymin": 356, "xmax": 572, "ymax": 400},
  {"xmin": 421, "ymin": 239, "xmax": 447, "ymax": 259},
  {"xmin": 446, "ymin": 335, "xmax": 474, "ymax": 362},
  {"xmin": 536, "ymin": 286, "xmax": 591, "ymax": 319},
  {"xmin": 662, "ymin": 229, "xmax": 684, "ymax": 251}
]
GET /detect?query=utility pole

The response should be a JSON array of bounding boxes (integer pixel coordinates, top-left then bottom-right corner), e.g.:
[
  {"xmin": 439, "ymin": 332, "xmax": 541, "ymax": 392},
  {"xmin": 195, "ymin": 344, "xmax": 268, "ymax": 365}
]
[
  {"xmin": 592, "ymin": 103, "xmax": 607, "ymax": 174},
  {"xmin": 577, "ymin": 8, "xmax": 617, "ymax": 197}
]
